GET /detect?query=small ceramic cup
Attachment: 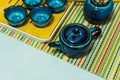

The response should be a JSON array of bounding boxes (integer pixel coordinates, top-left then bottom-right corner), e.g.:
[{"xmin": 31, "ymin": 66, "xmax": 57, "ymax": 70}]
[
  {"xmin": 22, "ymin": 0, "xmax": 42, "ymax": 9},
  {"xmin": 46, "ymin": 0, "xmax": 67, "ymax": 13},
  {"xmin": 29, "ymin": 6, "xmax": 52, "ymax": 27},
  {"xmin": 4, "ymin": 5, "xmax": 28, "ymax": 26}
]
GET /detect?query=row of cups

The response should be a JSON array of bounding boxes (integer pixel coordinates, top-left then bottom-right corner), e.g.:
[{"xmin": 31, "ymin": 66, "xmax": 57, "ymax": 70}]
[{"xmin": 4, "ymin": 0, "xmax": 67, "ymax": 27}]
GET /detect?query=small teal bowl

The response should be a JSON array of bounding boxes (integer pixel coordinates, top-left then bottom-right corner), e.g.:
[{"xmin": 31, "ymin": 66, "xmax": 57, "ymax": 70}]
[
  {"xmin": 4, "ymin": 5, "xmax": 28, "ymax": 26},
  {"xmin": 30, "ymin": 6, "xmax": 52, "ymax": 27},
  {"xmin": 46, "ymin": 0, "xmax": 67, "ymax": 13},
  {"xmin": 22, "ymin": 0, "xmax": 42, "ymax": 9}
]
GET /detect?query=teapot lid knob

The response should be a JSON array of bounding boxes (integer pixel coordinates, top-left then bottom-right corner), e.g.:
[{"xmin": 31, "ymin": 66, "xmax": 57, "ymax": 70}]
[{"xmin": 74, "ymin": 28, "xmax": 79, "ymax": 34}]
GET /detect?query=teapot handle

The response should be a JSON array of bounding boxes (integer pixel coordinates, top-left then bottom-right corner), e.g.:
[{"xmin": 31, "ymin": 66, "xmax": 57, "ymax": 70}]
[{"xmin": 90, "ymin": 27, "xmax": 101, "ymax": 39}]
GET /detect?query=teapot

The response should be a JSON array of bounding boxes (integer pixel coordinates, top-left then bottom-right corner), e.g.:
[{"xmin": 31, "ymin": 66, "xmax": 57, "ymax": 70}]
[
  {"xmin": 49, "ymin": 23, "xmax": 101, "ymax": 58},
  {"xmin": 84, "ymin": 0, "xmax": 114, "ymax": 24}
]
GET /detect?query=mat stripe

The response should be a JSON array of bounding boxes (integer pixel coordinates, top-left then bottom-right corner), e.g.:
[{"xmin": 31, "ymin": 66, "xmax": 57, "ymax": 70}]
[
  {"xmin": 112, "ymin": 62, "xmax": 120, "ymax": 80},
  {"xmin": 84, "ymin": 4, "xmax": 118, "ymax": 71},
  {"xmin": 95, "ymin": 21, "xmax": 120, "ymax": 74},
  {"xmin": 98, "ymin": 22, "xmax": 120, "ymax": 77},
  {"xmin": 83, "ymin": 21, "xmax": 110, "ymax": 69},
  {"xmin": 88, "ymin": 4, "xmax": 120, "ymax": 72},
  {"xmin": 106, "ymin": 47, "xmax": 120, "ymax": 79}
]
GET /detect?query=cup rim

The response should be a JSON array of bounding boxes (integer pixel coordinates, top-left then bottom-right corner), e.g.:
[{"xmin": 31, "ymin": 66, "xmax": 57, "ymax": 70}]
[
  {"xmin": 4, "ymin": 5, "xmax": 28, "ymax": 23},
  {"xmin": 22, "ymin": 0, "xmax": 42, "ymax": 7},
  {"xmin": 46, "ymin": 0, "xmax": 67, "ymax": 9},
  {"xmin": 29, "ymin": 6, "xmax": 52, "ymax": 23}
]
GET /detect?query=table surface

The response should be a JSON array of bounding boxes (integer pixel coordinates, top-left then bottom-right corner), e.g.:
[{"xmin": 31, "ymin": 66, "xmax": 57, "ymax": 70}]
[{"xmin": 0, "ymin": 32, "xmax": 105, "ymax": 80}]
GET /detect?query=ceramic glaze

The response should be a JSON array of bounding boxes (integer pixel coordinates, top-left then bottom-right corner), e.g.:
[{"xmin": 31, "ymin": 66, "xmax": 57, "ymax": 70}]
[
  {"xmin": 30, "ymin": 6, "xmax": 52, "ymax": 27},
  {"xmin": 33, "ymin": 13, "xmax": 50, "ymax": 22},
  {"xmin": 46, "ymin": 0, "xmax": 67, "ymax": 13},
  {"xmin": 49, "ymin": 24, "xmax": 101, "ymax": 58},
  {"xmin": 4, "ymin": 5, "xmax": 28, "ymax": 26},
  {"xmin": 8, "ymin": 12, "xmax": 24, "ymax": 22},
  {"xmin": 63, "ymin": 25, "xmax": 89, "ymax": 45},
  {"xmin": 22, "ymin": 0, "xmax": 42, "ymax": 9},
  {"xmin": 84, "ymin": 0, "xmax": 113, "ymax": 24},
  {"xmin": 49, "ymin": 1, "xmax": 64, "ymax": 8}
]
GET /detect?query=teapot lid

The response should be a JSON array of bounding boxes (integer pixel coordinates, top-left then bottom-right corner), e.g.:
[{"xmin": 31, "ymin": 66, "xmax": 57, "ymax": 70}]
[{"xmin": 62, "ymin": 24, "xmax": 90, "ymax": 45}]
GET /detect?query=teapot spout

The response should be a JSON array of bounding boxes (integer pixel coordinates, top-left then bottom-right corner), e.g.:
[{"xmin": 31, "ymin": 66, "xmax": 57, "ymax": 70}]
[{"xmin": 49, "ymin": 41, "xmax": 62, "ymax": 51}]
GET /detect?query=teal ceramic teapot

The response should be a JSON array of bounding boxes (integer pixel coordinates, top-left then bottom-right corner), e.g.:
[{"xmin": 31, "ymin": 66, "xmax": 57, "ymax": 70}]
[{"xmin": 49, "ymin": 23, "xmax": 101, "ymax": 58}]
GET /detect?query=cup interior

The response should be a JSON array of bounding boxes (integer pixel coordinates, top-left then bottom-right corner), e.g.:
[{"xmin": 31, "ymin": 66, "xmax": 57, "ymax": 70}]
[
  {"xmin": 4, "ymin": 5, "xmax": 27, "ymax": 23},
  {"xmin": 46, "ymin": 0, "xmax": 67, "ymax": 8},
  {"xmin": 30, "ymin": 6, "xmax": 52, "ymax": 22}
]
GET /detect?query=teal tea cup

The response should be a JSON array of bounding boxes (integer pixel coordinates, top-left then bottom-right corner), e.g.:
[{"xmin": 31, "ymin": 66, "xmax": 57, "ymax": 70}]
[
  {"xmin": 4, "ymin": 5, "xmax": 28, "ymax": 27},
  {"xmin": 29, "ymin": 6, "xmax": 52, "ymax": 27}
]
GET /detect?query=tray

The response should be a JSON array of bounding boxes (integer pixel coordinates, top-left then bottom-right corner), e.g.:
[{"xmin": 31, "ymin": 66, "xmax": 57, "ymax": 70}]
[{"xmin": 0, "ymin": 0, "xmax": 73, "ymax": 42}]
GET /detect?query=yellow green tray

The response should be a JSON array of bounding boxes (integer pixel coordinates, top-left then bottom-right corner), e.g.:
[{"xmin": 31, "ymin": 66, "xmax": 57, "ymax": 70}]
[{"xmin": 0, "ymin": 0, "xmax": 72, "ymax": 42}]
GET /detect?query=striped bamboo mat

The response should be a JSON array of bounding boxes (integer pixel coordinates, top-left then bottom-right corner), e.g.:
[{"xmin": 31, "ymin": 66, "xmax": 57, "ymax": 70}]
[{"xmin": 0, "ymin": 3, "xmax": 120, "ymax": 80}]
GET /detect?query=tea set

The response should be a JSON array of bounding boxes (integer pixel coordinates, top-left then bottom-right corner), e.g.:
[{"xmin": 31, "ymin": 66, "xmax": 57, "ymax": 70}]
[
  {"xmin": 4, "ymin": 0, "xmax": 67, "ymax": 27},
  {"xmin": 4, "ymin": 0, "xmax": 114, "ymax": 58}
]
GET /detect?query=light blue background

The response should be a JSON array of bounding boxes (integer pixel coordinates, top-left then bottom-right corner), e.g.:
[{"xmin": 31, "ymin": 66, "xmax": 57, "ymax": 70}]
[{"xmin": 0, "ymin": 32, "xmax": 105, "ymax": 80}]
